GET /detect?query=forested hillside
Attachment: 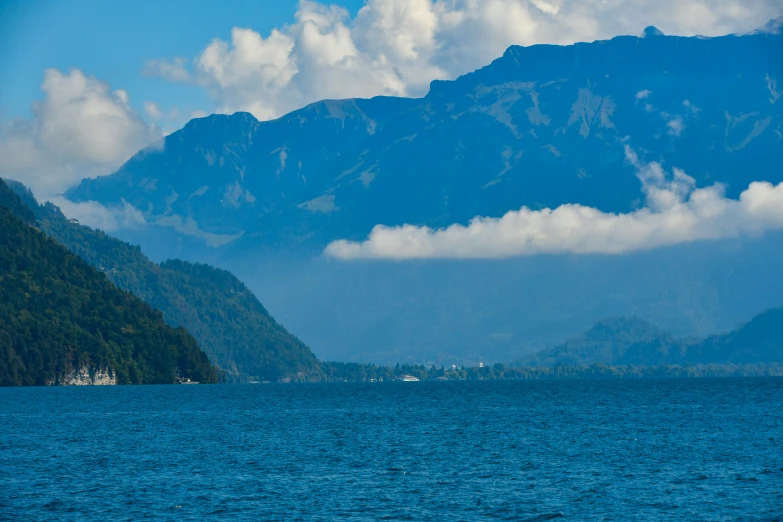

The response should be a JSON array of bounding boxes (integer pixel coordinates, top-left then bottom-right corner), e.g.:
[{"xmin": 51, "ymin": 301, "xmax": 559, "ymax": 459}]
[
  {"xmin": 0, "ymin": 178, "xmax": 35, "ymax": 225},
  {"xmin": 0, "ymin": 203, "xmax": 218, "ymax": 386},
  {"xmin": 6, "ymin": 180, "xmax": 322, "ymax": 382},
  {"xmin": 523, "ymin": 312, "xmax": 783, "ymax": 367},
  {"xmin": 155, "ymin": 260, "xmax": 322, "ymax": 381},
  {"xmin": 524, "ymin": 317, "xmax": 673, "ymax": 366}
]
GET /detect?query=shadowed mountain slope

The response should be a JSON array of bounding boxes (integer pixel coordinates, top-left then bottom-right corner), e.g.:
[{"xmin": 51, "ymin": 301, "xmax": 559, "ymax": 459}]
[
  {"xmin": 0, "ymin": 183, "xmax": 219, "ymax": 386},
  {"xmin": 7, "ymin": 180, "xmax": 322, "ymax": 382}
]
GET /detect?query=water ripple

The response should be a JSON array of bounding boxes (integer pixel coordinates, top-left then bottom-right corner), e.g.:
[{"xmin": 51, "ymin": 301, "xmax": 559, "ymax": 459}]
[{"xmin": 1, "ymin": 379, "xmax": 782, "ymax": 520}]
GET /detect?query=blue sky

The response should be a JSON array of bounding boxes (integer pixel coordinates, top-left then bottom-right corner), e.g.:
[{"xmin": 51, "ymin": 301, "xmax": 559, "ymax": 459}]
[{"xmin": 0, "ymin": 0, "xmax": 364, "ymax": 118}]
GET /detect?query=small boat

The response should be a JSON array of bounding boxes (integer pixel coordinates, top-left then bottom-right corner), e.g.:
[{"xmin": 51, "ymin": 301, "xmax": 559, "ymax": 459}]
[{"xmin": 400, "ymin": 375, "xmax": 419, "ymax": 382}]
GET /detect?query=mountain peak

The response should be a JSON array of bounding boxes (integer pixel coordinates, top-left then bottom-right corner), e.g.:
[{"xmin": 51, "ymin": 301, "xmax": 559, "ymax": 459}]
[
  {"xmin": 182, "ymin": 111, "xmax": 259, "ymax": 132},
  {"xmin": 750, "ymin": 16, "xmax": 783, "ymax": 35},
  {"xmin": 641, "ymin": 26, "xmax": 665, "ymax": 38}
]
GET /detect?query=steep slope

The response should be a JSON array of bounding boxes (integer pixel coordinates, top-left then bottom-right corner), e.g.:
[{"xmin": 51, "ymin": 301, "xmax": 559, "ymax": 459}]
[
  {"xmin": 152, "ymin": 260, "xmax": 322, "ymax": 381},
  {"xmin": 6, "ymin": 180, "xmax": 322, "ymax": 382},
  {"xmin": 0, "ymin": 179, "xmax": 35, "ymax": 225},
  {"xmin": 0, "ymin": 204, "xmax": 219, "ymax": 386}
]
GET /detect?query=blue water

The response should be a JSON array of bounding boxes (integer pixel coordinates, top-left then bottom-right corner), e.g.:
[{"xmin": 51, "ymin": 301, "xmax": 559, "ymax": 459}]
[{"xmin": 1, "ymin": 379, "xmax": 782, "ymax": 520}]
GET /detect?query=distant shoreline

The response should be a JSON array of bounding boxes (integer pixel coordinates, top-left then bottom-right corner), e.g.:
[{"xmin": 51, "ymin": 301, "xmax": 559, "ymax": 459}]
[
  {"xmin": 3, "ymin": 362, "xmax": 781, "ymax": 388},
  {"xmin": 310, "ymin": 361, "xmax": 783, "ymax": 384}
]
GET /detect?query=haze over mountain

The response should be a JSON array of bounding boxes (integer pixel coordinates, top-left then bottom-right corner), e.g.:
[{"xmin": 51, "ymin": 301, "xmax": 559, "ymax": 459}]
[
  {"xmin": 523, "ymin": 308, "xmax": 783, "ymax": 367},
  {"xmin": 57, "ymin": 21, "xmax": 783, "ymax": 363}
]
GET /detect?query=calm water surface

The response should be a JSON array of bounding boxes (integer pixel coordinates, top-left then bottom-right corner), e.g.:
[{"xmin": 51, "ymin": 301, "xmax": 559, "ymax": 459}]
[{"xmin": 1, "ymin": 379, "xmax": 782, "ymax": 520}]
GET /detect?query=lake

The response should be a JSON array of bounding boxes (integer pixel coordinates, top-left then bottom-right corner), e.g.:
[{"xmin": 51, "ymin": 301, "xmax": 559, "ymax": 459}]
[{"xmin": 1, "ymin": 379, "xmax": 782, "ymax": 520}]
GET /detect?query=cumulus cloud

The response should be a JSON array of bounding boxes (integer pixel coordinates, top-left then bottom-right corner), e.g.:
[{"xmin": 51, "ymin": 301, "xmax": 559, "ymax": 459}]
[
  {"xmin": 146, "ymin": 0, "xmax": 783, "ymax": 120},
  {"xmin": 324, "ymin": 146, "xmax": 783, "ymax": 260},
  {"xmin": 0, "ymin": 68, "xmax": 161, "ymax": 198}
]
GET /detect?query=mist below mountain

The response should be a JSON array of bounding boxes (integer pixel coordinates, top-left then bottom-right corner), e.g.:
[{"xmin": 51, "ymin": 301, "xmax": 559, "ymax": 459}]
[{"xmin": 106, "ymin": 223, "xmax": 783, "ymax": 365}]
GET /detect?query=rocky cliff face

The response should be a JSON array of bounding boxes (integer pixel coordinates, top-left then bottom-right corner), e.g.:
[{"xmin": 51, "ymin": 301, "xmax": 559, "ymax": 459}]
[{"xmin": 49, "ymin": 367, "xmax": 117, "ymax": 386}]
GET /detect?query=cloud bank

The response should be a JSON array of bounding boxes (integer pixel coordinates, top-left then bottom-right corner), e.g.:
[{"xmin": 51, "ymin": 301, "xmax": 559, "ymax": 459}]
[
  {"xmin": 324, "ymin": 146, "xmax": 783, "ymax": 260},
  {"xmin": 146, "ymin": 0, "xmax": 783, "ymax": 120}
]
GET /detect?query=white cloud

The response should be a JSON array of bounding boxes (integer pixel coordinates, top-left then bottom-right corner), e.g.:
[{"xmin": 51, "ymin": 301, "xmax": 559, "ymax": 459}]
[
  {"xmin": 146, "ymin": 0, "xmax": 783, "ymax": 120},
  {"xmin": 143, "ymin": 57, "xmax": 191, "ymax": 82},
  {"xmin": 324, "ymin": 145, "xmax": 783, "ymax": 260},
  {"xmin": 0, "ymin": 68, "xmax": 161, "ymax": 198},
  {"xmin": 50, "ymin": 196, "xmax": 147, "ymax": 232},
  {"xmin": 683, "ymin": 99, "xmax": 701, "ymax": 115},
  {"xmin": 666, "ymin": 115, "xmax": 685, "ymax": 136},
  {"xmin": 636, "ymin": 89, "xmax": 652, "ymax": 101},
  {"xmin": 144, "ymin": 101, "xmax": 162, "ymax": 120},
  {"xmin": 196, "ymin": 26, "xmax": 299, "ymax": 119}
]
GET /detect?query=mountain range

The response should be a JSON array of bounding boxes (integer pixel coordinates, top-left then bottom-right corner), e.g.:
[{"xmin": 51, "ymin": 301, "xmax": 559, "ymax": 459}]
[
  {"xmin": 33, "ymin": 19, "xmax": 783, "ymax": 363},
  {"xmin": 68, "ymin": 22, "xmax": 782, "ymax": 253}
]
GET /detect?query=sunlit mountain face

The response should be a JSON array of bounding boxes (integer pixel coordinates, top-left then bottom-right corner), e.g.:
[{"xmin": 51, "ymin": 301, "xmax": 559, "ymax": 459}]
[{"xmin": 64, "ymin": 23, "xmax": 783, "ymax": 363}]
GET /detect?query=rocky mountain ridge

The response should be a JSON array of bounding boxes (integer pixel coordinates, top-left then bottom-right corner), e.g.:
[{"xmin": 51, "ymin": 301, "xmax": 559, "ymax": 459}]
[{"xmin": 67, "ymin": 22, "xmax": 782, "ymax": 255}]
